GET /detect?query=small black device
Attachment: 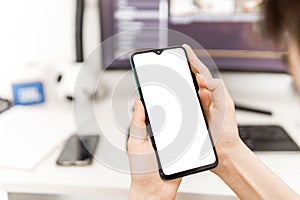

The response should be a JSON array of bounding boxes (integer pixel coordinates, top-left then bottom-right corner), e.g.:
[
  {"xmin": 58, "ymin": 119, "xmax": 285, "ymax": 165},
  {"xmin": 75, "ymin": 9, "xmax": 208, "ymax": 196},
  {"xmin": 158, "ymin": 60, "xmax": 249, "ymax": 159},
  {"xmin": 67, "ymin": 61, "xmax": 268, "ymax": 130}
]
[
  {"xmin": 239, "ymin": 125, "xmax": 300, "ymax": 151},
  {"xmin": 130, "ymin": 46, "xmax": 217, "ymax": 180},
  {"xmin": 0, "ymin": 98, "xmax": 12, "ymax": 114},
  {"xmin": 56, "ymin": 135, "xmax": 99, "ymax": 166}
]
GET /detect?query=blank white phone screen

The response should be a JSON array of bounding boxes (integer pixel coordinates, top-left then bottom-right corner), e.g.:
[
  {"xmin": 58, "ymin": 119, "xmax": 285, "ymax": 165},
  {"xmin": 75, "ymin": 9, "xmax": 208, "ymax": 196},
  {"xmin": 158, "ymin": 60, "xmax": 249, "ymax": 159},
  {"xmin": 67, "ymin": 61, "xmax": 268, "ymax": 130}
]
[{"xmin": 133, "ymin": 48, "xmax": 216, "ymax": 176}]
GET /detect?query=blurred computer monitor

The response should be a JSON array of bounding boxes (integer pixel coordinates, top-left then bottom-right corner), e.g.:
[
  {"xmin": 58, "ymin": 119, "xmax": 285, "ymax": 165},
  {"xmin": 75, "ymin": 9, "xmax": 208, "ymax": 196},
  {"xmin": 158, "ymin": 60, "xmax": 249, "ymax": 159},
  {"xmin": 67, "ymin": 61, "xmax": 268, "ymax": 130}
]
[{"xmin": 99, "ymin": 0, "xmax": 286, "ymax": 72}]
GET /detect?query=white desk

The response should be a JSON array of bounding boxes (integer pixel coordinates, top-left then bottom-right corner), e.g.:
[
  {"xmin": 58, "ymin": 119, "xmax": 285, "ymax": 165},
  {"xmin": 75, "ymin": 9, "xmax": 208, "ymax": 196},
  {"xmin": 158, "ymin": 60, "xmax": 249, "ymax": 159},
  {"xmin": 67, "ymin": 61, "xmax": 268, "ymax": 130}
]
[{"xmin": 0, "ymin": 71, "xmax": 299, "ymax": 199}]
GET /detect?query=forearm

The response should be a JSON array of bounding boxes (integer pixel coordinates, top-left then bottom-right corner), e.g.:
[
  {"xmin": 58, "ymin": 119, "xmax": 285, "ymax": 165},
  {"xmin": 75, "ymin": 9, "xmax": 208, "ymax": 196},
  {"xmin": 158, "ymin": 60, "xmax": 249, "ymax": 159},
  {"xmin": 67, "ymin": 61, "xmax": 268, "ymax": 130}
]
[
  {"xmin": 213, "ymin": 139, "xmax": 299, "ymax": 200},
  {"xmin": 128, "ymin": 183, "xmax": 177, "ymax": 200}
]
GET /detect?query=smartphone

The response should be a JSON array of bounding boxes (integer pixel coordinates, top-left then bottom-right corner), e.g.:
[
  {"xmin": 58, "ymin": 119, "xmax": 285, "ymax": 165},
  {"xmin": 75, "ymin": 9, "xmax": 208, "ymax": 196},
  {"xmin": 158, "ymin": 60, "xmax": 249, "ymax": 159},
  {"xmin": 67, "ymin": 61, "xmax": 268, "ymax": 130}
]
[
  {"xmin": 56, "ymin": 135, "xmax": 99, "ymax": 166},
  {"xmin": 130, "ymin": 46, "xmax": 217, "ymax": 180}
]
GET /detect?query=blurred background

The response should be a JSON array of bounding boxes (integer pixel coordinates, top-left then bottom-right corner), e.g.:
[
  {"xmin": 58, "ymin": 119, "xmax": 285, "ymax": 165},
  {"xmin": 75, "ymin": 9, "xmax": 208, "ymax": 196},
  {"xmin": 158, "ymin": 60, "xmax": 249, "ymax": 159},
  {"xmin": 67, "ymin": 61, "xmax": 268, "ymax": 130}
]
[
  {"xmin": 0, "ymin": 0, "xmax": 99, "ymax": 66},
  {"xmin": 0, "ymin": 0, "xmax": 299, "ymax": 200}
]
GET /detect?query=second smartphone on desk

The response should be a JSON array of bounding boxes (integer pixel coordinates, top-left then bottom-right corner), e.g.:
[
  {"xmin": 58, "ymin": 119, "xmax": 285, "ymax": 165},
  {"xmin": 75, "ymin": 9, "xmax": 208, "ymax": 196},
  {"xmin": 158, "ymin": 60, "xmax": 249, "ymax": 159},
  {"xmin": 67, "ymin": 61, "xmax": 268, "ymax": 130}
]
[{"xmin": 56, "ymin": 135, "xmax": 99, "ymax": 166}]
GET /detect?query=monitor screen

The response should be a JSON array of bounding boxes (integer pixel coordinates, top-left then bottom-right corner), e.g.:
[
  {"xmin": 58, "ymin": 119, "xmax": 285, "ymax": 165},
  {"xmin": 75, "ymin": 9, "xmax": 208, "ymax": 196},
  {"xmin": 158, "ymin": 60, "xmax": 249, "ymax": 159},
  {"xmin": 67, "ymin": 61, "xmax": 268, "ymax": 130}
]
[{"xmin": 99, "ymin": 0, "xmax": 286, "ymax": 72}]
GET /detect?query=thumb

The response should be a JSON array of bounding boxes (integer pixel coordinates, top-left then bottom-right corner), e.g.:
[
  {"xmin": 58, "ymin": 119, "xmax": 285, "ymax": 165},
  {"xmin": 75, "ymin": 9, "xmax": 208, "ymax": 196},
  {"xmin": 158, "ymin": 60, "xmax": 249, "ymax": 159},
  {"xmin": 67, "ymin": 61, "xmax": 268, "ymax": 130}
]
[
  {"xmin": 129, "ymin": 99, "xmax": 147, "ymax": 144},
  {"xmin": 128, "ymin": 100, "xmax": 157, "ymax": 173},
  {"xmin": 131, "ymin": 99, "xmax": 146, "ymax": 128}
]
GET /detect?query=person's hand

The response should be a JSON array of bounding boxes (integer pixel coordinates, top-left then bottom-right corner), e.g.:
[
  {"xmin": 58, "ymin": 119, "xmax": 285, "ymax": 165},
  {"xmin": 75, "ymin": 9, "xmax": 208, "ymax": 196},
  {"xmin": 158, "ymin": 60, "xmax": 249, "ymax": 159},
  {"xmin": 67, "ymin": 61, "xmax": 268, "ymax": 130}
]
[
  {"xmin": 128, "ymin": 99, "xmax": 182, "ymax": 200},
  {"xmin": 182, "ymin": 44, "xmax": 243, "ymax": 175},
  {"xmin": 127, "ymin": 44, "xmax": 243, "ymax": 199},
  {"xmin": 183, "ymin": 44, "xmax": 300, "ymax": 199}
]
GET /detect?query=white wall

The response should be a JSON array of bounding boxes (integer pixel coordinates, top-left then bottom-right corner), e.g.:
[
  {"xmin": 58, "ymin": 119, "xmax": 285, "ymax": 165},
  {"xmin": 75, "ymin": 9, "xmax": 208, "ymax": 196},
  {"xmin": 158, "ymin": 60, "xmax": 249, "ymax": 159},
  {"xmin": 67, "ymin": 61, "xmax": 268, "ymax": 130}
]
[{"xmin": 0, "ymin": 0, "xmax": 100, "ymax": 66}]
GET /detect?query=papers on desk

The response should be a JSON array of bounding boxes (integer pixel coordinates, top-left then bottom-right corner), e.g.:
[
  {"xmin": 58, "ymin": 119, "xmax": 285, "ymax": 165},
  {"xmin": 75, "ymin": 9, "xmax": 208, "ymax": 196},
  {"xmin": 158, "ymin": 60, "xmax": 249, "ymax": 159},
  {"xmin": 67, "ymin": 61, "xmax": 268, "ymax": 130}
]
[{"xmin": 0, "ymin": 105, "xmax": 74, "ymax": 171}]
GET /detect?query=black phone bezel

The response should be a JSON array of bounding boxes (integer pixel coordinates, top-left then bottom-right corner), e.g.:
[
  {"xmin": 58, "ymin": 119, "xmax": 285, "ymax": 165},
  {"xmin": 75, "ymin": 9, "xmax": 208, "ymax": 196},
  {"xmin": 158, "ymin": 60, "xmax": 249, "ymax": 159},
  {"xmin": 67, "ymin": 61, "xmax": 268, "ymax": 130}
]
[
  {"xmin": 130, "ymin": 46, "xmax": 218, "ymax": 180},
  {"xmin": 56, "ymin": 135, "xmax": 99, "ymax": 166}
]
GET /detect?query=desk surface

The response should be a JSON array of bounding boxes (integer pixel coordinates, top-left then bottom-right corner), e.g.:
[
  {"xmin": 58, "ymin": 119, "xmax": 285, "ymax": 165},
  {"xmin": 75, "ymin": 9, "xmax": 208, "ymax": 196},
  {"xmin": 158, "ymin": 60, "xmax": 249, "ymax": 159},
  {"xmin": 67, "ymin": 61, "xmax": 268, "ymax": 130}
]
[{"xmin": 0, "ymin": 71, "xmax": 299, "ymax": 198}]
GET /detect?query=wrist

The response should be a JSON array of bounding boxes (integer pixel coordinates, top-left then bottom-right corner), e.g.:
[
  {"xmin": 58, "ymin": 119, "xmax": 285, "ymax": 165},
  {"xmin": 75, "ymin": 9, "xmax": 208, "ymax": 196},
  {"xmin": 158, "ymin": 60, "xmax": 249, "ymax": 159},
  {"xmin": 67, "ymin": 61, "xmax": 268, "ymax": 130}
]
[
  {"xmin": 129, "ymin": 183, "xmax": 177, "ymax": 200},
  {"xmin": 211, "ymin": 138, "xmax": 249, "ymax": 177},
  {"xmin": 129, "ymin": 186, "xmax": 160, "ymax": 200},
  {"xmin": 129, "ymin": 184, "xmax": 166, "ymax": 200}
]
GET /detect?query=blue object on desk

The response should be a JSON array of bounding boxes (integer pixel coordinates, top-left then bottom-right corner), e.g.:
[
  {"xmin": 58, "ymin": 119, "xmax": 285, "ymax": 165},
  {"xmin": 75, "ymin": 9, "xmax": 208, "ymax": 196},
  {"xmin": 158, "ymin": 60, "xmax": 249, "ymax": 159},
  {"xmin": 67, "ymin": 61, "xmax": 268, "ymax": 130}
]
[{"xmin": 12, "ymin": 81, "xmax": 45, "ymax": 105}]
